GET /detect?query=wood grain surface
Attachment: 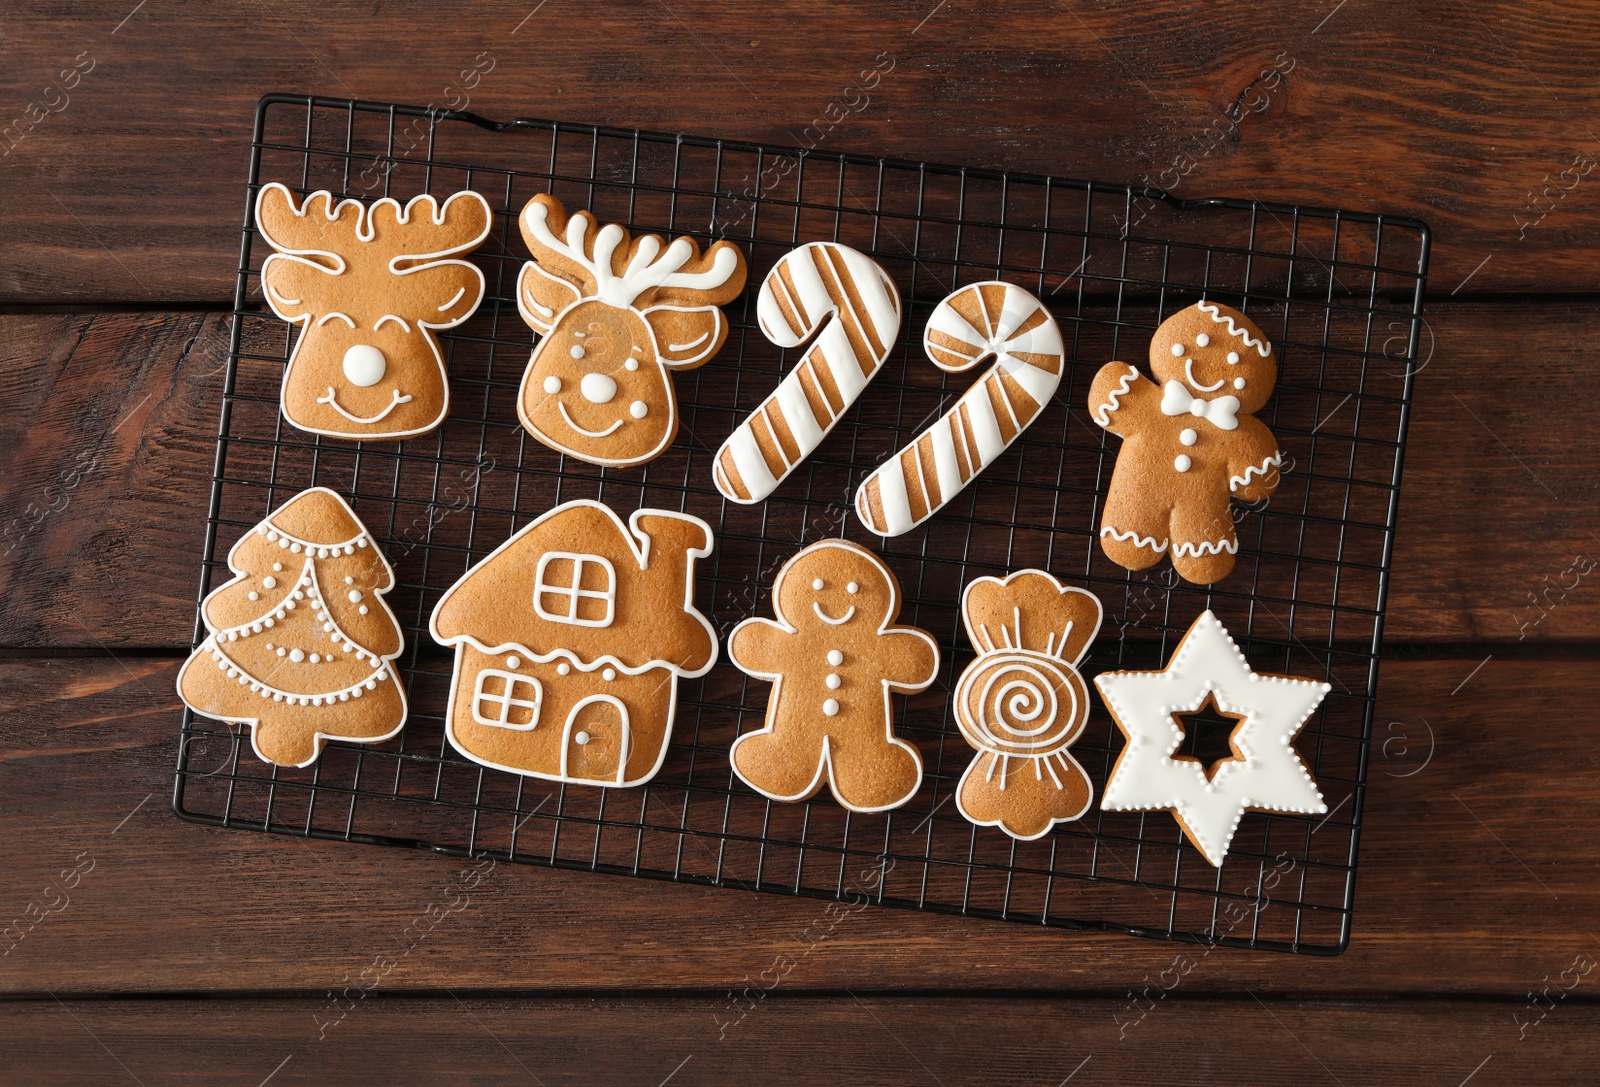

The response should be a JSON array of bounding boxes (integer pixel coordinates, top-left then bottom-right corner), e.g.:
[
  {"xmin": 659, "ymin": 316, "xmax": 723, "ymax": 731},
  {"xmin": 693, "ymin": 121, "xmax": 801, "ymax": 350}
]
[
  {"xmin": 3, "ymin": 1, "xmax": 1599, "ymax": 1082},
  {"xmin": 3, "ymin": 994, "xmax": 1595, "ymax": 1086},
  {"xmin": 0, "ymin": 1, "xmax": 1597, "ymax": 300}
]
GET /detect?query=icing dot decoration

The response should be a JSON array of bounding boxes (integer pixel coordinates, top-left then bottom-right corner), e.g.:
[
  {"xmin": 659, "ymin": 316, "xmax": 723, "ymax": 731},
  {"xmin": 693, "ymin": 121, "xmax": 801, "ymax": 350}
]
[{"xmin": 822, "ymin": 698, "xmax": 840, "ymax": 717}]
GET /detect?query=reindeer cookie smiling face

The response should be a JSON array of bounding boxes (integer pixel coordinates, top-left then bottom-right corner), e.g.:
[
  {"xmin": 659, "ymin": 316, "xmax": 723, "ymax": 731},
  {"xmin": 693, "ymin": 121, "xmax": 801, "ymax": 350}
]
[
  {"xmin": 255, "ymin": 183, "xmax": 492, "ymax": 440},
  {"xmin": 516, "ymin": 195, "xmax": 748, "ymax": 466}
]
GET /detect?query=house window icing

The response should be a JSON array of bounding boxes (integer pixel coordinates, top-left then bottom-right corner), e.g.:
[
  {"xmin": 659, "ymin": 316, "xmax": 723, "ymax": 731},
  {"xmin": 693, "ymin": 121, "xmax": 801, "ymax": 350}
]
[
  {"xmin": 534, "ymin": 551, "xmax": 617, "ymax": 627},
  {"xmin": 473, "ymin": 668, "xmax": 543, "ymax": 730}
]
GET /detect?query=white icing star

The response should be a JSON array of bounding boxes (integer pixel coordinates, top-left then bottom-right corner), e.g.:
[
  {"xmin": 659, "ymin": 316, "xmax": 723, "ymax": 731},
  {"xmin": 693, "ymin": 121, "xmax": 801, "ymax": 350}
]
[{"xmin": 1095, "ymin": 610, "xmax": 1329, "ymax": 866}]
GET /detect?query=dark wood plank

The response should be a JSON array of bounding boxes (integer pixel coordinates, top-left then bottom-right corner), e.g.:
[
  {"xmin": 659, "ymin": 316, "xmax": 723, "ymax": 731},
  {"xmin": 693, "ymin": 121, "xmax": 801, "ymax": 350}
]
[
  {"xmin": 2, "ymin": 655, "xmax": 1595, "ymax": 997},
  {"xmin": 2, "ymin": 302, "xmax": 1595, "ymax": 647},
  {"xmin": 0, "ymin": 2, "xmax": 1596, "ymax": 300},
  {"xmin": 1, "ymin": 993, "xmax": 1593, "ymax": 1085}
]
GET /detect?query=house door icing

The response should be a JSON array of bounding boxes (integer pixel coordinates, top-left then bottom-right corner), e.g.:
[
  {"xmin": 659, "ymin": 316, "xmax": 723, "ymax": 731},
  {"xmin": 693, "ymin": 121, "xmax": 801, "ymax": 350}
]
[{"xmin": 560, "ymin": 695, "xmax": 632, "ymax": 784}]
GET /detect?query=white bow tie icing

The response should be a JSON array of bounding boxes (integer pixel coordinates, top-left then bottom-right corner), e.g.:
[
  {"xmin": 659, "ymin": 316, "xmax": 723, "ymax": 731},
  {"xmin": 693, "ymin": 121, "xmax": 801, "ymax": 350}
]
[
  {"xmin": 1160, "ymin": 380, "xmax": 1240, "ymax": 431},
  {"xmin": 1095, "ymin": 610, "xmax": 1330, "ymax": 867}
]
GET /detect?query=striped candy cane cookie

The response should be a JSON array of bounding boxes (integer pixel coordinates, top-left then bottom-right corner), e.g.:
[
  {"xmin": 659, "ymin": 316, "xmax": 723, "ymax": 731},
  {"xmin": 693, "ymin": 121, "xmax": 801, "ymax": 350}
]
[
  {"xmin": 855, "ymin": 281, "xmax": 1064, "ymax": 536},
  {"xmin": 712, "ymin": 242, "xmax": 902, "ymax": 504}
]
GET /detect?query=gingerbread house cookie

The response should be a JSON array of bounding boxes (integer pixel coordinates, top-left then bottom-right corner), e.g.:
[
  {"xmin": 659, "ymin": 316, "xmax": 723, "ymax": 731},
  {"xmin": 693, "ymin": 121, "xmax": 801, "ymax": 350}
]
[{"xmin": 429, "ymin": 499, "xmax": 717, "ymax": 787}]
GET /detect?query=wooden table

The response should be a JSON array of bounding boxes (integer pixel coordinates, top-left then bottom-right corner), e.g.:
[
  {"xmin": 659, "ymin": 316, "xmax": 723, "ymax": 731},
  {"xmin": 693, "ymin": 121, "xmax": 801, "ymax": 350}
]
[{"xmin": 3, "ymin": 2, "xmax": 1597, "ymax": 1082}]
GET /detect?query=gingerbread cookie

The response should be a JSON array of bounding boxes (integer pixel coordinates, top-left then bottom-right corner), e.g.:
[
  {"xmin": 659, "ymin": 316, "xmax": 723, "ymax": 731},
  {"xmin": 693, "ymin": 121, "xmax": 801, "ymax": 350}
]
[
  {"xmin": 856, "ymin": 281, "xmax": 1064, "ymax": 536},
  {"xmin": 953, "ymin": 571, "xmax": 1099, "ymax": 840},
  {"xmin": 256, "ymin": 183, "xmax": 492, "ymax": 440},
  {"xmin": 1088, "ymin": 301, "xmax": 1283, "ymax": 584},
  {"xmin": 516, "ymin": 195, "xmax": 747, "ymax": 466},
  {"xmin": 728, "ymin": 540, "xmax": 939, "ymax": 812},
  {"xmin": 1095, "ymin": 610, "xmax": 1329, "ymax": 866},
  {"xmin": 713, "ymin": 242, "xmax": 902, "ymax": 503},
  {"xmin": 429, "ymin": 499, "xmax": 717, "ymax": 787},
  {"xmin": 176, "ymin": 487, "xmax": 407, "ymax": 767}
]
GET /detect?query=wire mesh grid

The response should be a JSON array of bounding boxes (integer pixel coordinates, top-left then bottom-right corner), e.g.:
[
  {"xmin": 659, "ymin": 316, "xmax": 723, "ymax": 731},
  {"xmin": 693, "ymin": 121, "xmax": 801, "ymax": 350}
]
[{"xmin": 173, "ymin": 94, "xmax": 1430, "ymax": 954}]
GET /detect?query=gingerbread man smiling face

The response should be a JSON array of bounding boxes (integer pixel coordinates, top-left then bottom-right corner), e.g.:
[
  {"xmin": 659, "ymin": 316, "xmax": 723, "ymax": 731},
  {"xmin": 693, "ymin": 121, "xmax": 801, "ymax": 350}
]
[
  {"xmin": 728, "ymin": 540, "xmax": 940, "ymax": 813},
  {"xmin": 1088, "ymin": 301, "xmax": 1284, "ymax": 584}
]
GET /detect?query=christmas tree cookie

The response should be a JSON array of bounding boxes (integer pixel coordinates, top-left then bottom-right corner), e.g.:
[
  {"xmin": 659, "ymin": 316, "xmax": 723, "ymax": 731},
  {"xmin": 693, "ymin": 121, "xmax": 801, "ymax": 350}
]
[{"xmin": 177, "ymin": 487, "xmax": 407, "ymax": 767}]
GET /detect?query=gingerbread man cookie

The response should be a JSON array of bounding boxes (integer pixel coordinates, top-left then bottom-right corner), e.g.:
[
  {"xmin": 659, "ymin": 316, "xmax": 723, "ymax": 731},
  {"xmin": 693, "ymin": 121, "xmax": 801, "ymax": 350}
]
[
  {"xmin": 728, "ymin": 540, "xmax": 939, "ymax": 813},
  {"xmin": 953, "ymin": 571, "xmax": 1099, "ymax": 840},
  {"xmin": 1088, "ymin": 301, "xmax": 1283, "ymax": 584}
]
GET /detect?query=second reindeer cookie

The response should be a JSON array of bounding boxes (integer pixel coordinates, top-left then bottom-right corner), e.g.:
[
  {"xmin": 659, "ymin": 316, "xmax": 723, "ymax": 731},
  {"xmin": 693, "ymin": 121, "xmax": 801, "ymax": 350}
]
[
  {"xmin": 516, "ymin": 195, "xmax": 747, "ymax": 466},
  {"xmin": 729, "ymin": 541, "xmax": 939, "ymax": 813}
]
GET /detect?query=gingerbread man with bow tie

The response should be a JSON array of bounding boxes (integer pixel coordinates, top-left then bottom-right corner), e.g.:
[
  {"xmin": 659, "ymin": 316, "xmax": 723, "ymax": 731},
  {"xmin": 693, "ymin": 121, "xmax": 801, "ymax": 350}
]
[{"xmin": 1089, "ymin": 301, "xmax": 1283, "ymax": 584}]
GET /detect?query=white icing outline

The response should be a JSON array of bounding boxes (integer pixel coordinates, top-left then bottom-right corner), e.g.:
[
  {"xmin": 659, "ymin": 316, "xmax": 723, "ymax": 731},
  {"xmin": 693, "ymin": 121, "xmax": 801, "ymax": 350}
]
[
  {"xmin": 1230, "ymin": 452, "xmax": 1284, "ymax": 492},
  {"xmin": 713, "ymin": 243, "xmax": 903, "ymax": 504},
  {"xmin": 855, "ymin": 281, "xmax": 1065, "ymax": 537},
  {"xmin": 532, "ymin": 551, "xmax": 617, "ymax": 628},
  {"xmin": 1172, "ymin": 538, "xmax": 1240, "ymax": 558},
  {"xmin": 1093, "ymin": 363, "xmax": 1139, "ymax": 427},
  {"xmin": 1197, "ymin": 301, "xmax": 1272, "ymax": 357},
  {"xmin": 374, "ymin": 314, "xmax": 411, "ymax": 333},
  {"xmin": 556, "ymin": 401, "xmax": 625, "ymax": 439},
  {"xmin": 471, "ymin": 668, "xmax": 543, "ymax": 731},
  {"xmin": 728, "ymin": 540, "xmax": 938, "ymax": 814},
  {"xmin": 812, "ymin": 602, "xmax": 856, "ymax": 626},
  {"xmin": 317, "ymin": 386, "xmax": 414, "ymax": 425},
  {"xmin": 1095, "ymin": 609, "xmax": 1330, "ymax": 867},
  {"xmin": 254, "ymin": 182, "xmax": 491, "ymax": 441},
  {"xmin": 176, "ymin": 486, "xmax": 406, "ymax": 768},
  {"xmin": 1184, "ymin": 356, "xmax": 1225, "ymax": 393},
  {"xmin": 1100, "ymin": 525, "xmax": 1169, "ymax": 553},
  {"xmin": 951, "ymin": 571, "xmax": 1101, "ymax": 840},
  {"xmin": 558, "ymin": 695, "xmax": 633, "ymax": 785},
  {"xmin": 429, "ymin": 499, "xmax": 717, "ymax": 788},
  {"xmin": 514, "ymin": 198, "xmax": 743, "ymax": 467}
]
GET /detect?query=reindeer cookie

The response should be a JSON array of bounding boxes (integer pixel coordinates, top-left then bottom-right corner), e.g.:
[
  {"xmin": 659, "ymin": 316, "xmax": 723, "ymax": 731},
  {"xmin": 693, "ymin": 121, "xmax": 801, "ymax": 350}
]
[
  {"xmin": 256, "ymin": 183, "xmax": 492, "ymax": 440},
  {"xmin": 1089, "ymin": 301, "xmax": 1283, "ymax": 584},
  {"xmin": 516, "ymin": 195, "xmax": 747, "ymax": 466},
  {"xmin": 728, "ymin": 540, "xmax": 939, "ymax": 813},
  {"xmin": 953, "ymin": 571, "xmax": 1099, "ymax": 841}
]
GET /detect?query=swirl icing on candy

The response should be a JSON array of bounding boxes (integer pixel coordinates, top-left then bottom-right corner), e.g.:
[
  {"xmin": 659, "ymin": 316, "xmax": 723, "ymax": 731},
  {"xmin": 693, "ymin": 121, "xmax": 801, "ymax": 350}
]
[{"xmin": 951, "ymin": 570, "xmax": 1101, "ymax": 841}]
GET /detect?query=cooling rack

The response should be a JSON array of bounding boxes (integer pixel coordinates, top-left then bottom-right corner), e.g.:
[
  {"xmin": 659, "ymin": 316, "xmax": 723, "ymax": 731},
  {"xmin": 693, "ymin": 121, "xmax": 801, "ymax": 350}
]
[{"xmin": 174, "ymin": 93, "xmax": 1430, "ymax": 953}]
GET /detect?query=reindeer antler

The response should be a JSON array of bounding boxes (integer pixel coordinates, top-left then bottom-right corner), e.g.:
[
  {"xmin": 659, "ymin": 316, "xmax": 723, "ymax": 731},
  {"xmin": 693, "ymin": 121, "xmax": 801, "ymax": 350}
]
[
  {"xmin": 256, "ymin": 183, "xmax": 491, "ymax": 271},
  {"xmin": 520, "ymin": 194, "xmax": 742, "ymax": 309},
  {"xmin": 367, "ymin": 191, "xmax": 493, "ymax": 267}
]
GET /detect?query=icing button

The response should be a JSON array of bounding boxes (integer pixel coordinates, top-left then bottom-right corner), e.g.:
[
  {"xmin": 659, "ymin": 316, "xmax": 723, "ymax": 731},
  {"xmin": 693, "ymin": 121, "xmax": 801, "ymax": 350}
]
[
  {"xmin": 506, "ymin": 655, "xmax": 521, "ymax": 668},
  {"xmin": 1174, "ymin": 455, "xmax": 1193, "ymax": 472},
  {"xmin": 1179, "ymin": 428, "xmax": 1198, "ymax": 446},
  {"xmin": 575, "ymin": 731, "xmax": 591, "ymax": 745},
  {"xmin": 543, "ymin": 375, "xmax": 562, "ymax": 395},
  {"xmin": 827, "ymin": 650, "xmax": 844, "ymax": 666},
  {"xmin": 822, "ymin": 699, "xmax": 840, "ymax": 717},
  {"xmin": 289, "ymin": 649, "xmax": 305, "ymax": 663},
  {"xmin": 826, "ymin": 673, "xmax": 842, "ymax": 689},
  {"xmin": 603, "ymin": 668, "xmax": 617, "ymax": 681}
]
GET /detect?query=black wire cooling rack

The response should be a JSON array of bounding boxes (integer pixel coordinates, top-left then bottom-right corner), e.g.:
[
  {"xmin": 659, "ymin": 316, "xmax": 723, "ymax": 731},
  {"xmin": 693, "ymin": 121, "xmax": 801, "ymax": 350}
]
[{"xmin": 174, "ymin": 93, "xmax": 1430, "ymax": 954}]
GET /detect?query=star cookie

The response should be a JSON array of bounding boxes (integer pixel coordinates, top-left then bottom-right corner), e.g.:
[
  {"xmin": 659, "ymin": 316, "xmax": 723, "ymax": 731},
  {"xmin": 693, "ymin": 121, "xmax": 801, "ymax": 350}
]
[{"xmin": 1094, "ymin": 610, "xmax": 1329, "ymax": 866}]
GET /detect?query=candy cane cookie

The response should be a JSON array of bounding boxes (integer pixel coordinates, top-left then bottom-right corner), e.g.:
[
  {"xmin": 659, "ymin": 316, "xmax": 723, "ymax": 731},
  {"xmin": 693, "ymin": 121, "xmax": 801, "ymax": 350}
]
[
  {"xmin": 713, "ymin": 243, "xmax": 902, "ymax": 504},
  {"xmin": 855, "ymin": 281, "xmax": 1064, "ymax": 536}
]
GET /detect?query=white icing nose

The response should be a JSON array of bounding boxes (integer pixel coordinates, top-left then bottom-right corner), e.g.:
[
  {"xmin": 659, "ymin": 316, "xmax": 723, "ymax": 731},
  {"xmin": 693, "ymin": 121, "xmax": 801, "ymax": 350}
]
[
  {"xmin": 342, "ymin": 344, "xmax": 387, "ymax": 387},
  {"xmin": 580, "ymin": 372, "xmax": 617, "ymax": 404}
]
